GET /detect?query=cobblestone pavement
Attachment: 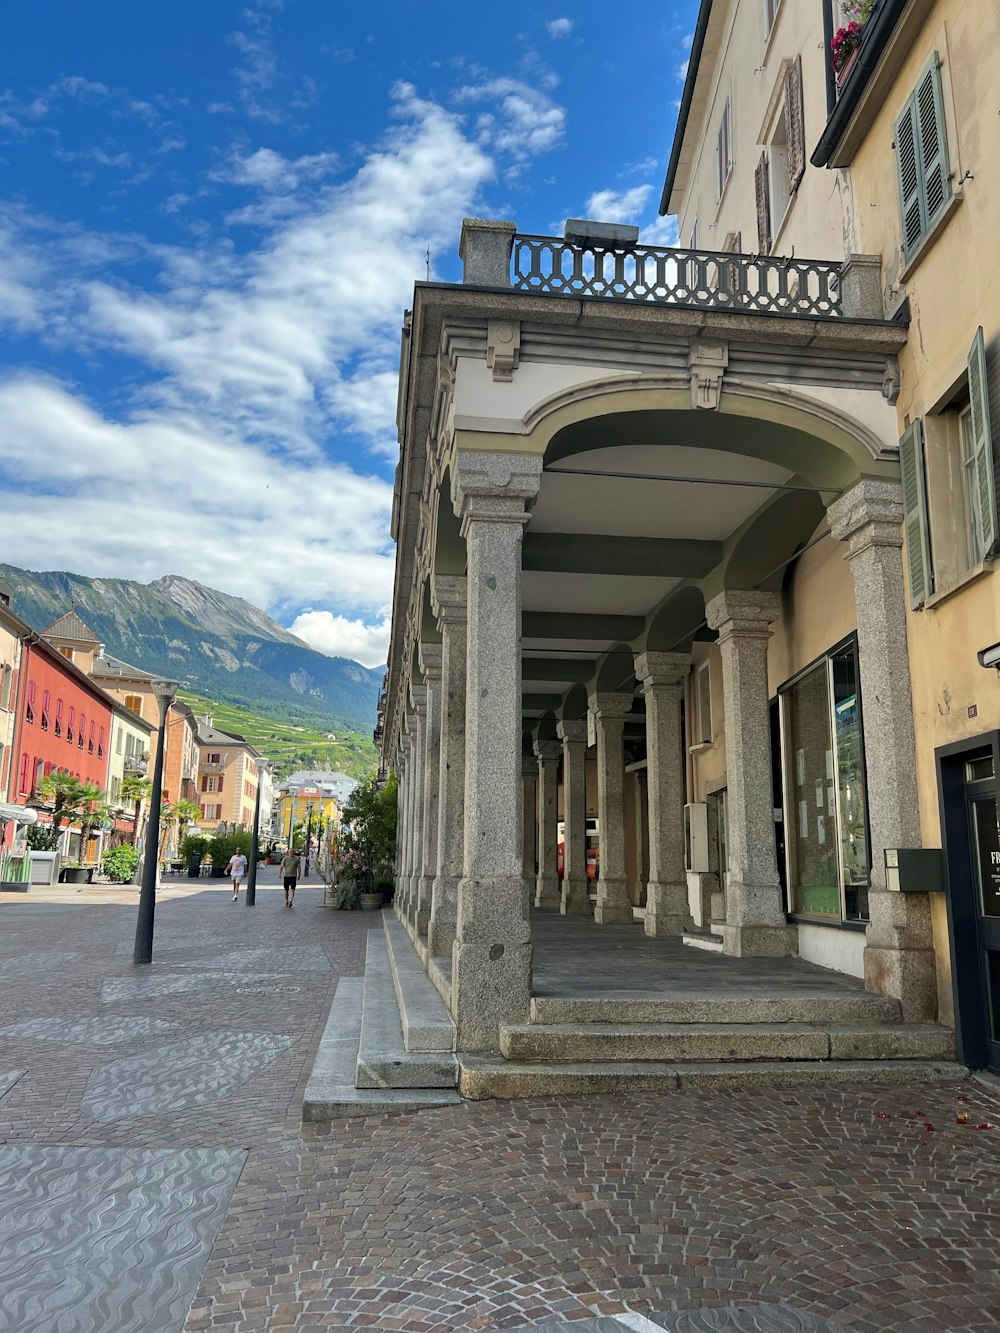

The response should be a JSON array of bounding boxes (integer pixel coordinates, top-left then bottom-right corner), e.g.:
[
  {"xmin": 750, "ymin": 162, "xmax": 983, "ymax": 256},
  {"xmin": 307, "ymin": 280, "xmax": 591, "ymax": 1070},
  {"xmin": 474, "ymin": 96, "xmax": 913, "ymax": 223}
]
[{"xmin": 0, "ymin": 879, "xmax": 999, "ymax": 1332}]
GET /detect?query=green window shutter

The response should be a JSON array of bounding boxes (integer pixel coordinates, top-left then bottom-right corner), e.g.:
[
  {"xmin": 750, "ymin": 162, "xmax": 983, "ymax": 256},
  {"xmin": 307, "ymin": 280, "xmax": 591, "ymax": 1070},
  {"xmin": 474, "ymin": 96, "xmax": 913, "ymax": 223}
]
[
  {"xmin": 915, "ymin": 55, "xmax": 951, "ymax": 228},
  {"xmin": 894, "ymin": 95, "xmax": 924, "ymax": 259},
  {"xmin": 899, "ymin": 420, "xmax": 933, "ymax": 608},
  {"xmin": 967, "ymin": 326, "xmax": 999, "ymax": 557}
]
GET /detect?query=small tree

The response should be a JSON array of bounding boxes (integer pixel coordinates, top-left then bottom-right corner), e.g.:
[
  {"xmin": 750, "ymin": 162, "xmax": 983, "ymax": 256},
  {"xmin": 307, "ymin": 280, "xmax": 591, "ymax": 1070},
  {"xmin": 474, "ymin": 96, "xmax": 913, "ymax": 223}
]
[
  {"xmin": 120, "ymin": 774, "xmax": 153, "ymax": 849},
  {"xmin": 339, "ymin": 773, "xmax": 397, "ymax": 893},
  {"xmin": 33, "ymin": 771, "xmax": 105, "ymax": 854}
]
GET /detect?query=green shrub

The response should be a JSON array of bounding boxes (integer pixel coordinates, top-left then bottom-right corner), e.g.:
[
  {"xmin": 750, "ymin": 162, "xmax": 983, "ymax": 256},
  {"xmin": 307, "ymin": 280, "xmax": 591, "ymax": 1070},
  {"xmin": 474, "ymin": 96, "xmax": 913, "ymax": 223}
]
[
  {"xmin": 179, "ymin": 833, "xmax": 211, "ymax": 864},
  {"xmin": 102, "ymin": 844, "xmax": 141, "ymax": 883},
  {"xmin": 208, "ymin": 832, "xmax": 251, "ymax": 871}
]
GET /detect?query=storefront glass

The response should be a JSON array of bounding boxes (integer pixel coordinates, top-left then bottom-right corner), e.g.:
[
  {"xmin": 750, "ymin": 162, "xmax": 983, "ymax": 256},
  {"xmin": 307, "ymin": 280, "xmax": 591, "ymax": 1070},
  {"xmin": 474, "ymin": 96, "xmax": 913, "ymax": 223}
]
[{"xmin": 779, "ymin": 641, "xmax": 870, "ymax": 922}]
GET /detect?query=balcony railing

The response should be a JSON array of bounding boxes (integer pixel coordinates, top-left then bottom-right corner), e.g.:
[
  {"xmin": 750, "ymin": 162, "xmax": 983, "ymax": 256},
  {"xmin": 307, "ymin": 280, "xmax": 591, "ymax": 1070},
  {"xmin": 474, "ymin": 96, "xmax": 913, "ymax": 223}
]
[
  {"xmin": 201, "ymin": 761, "xmax": 225, "ymax": 774},
  {"xmin": 511, "ymin": 235, "xmax": 843, "ymax": 319},
  {"xmin": 123, "ymin": 754, "xmax": 148, "ymax": 776}
]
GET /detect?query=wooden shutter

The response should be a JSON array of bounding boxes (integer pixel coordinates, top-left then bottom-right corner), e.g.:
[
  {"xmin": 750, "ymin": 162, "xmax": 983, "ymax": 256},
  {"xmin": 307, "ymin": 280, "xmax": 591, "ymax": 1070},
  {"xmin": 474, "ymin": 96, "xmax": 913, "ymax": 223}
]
[
  {"xmin": 754, "ymin": 152, "xmax": 771, "ymax": 253},
  {"xmin": 967, "ymin": 326, "xmax": 998, "ymax": 557},
  {"xmin": 201, "ymin": 775, "xmax": 208, "ymax": 792},
  {"xmin": 895, "ymin": 96, "xmax": 924, "ymax": 258},
  {"xmin": 915, "ymin": 56, "xmax": 950, "ymax": 229},
  {"xmin": 785, "ymin": 55, "xmax": 805, "ymax": 195},
  {"xmin": 899, "ymin": 420, "xmax": 933, "ymax": 608},
  {"xmin": 217, "ymin": 774, "xmax": 225, "ymax": 793}
]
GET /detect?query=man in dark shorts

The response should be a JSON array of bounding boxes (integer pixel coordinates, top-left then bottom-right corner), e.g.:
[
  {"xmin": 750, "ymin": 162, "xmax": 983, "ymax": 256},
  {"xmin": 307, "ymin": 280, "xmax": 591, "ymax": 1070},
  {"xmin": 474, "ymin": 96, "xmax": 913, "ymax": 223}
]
[{"xmin": 279, "ymin": 848, "xmax": 301, "ymax": 908}]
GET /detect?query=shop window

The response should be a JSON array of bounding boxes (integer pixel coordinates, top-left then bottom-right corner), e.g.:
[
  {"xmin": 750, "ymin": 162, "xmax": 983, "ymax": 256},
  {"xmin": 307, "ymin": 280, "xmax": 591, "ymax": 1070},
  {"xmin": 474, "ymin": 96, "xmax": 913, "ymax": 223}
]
[
  {"xmin": 894, "ymin": 54, "xmax": 951, "ymax": 263},
  {"xmin": 779, "ymin": 640, "xmax": 870, "ymax": 923}
]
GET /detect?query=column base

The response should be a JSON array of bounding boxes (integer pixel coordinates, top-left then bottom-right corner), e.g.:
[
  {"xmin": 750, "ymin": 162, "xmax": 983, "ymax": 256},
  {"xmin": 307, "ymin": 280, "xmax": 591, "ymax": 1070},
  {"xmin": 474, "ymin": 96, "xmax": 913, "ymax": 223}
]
[
  {"xmin": 452, "ymin": 874, "xmax": 532, "ymax": 1052},
  {"xmin": 864, "ymin": 945, "xmax": 937, "ymax": 1022},
  {"xmin": 644, "ymin": 880, "xmax": 691, "ymax": 937},
  {"xmin": 721, "ymin": 923, "xmax": 797, "ymax": 957},
  {"xmin": 594, "ymin": 878, "xmax": 634, "ymax": 925},
  {"xmin": 534, "ymin": 874, "xmax": 561, "ymax": 909},
  {"xmin": 561, "ymin": 877, "xmax": 592, "ymax": 915},
  {"xmin": 428, "ymin": 875, "xmax": 459, "ymax": 958}
]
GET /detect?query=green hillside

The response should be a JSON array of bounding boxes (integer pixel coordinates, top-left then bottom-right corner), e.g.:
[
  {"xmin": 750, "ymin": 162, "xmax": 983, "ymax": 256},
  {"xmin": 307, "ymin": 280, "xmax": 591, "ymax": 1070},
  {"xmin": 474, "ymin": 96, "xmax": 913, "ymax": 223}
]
[{"xmin": 179, "ymin": 691, "xmax": 378, "ymax": 782}]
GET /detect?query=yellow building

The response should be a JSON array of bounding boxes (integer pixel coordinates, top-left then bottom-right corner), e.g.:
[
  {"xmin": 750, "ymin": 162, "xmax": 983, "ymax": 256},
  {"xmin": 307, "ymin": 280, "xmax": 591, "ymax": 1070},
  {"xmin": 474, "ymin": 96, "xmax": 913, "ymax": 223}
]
[{"xmin": 272, "ymin": 780, "xmax": 342, "ymax": 847}]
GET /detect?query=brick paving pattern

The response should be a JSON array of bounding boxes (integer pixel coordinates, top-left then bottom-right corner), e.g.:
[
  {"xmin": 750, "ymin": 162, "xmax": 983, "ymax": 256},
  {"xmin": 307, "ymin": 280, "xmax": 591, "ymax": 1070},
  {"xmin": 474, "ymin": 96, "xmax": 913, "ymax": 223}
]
[{"xmin": 0, "ymin": 873, "xmax": 998, "ymax": 1332}]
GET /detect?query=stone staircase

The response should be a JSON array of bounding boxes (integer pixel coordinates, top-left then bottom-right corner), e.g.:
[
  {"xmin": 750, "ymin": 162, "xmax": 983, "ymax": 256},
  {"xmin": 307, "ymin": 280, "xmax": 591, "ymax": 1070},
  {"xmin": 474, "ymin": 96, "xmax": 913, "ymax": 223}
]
[
  {"xmin": 457, "ymin": 988, "xmax": 962, "ymax": 1099},
  {"xmin": 302, "ymin": 914, "xmax": 461, "ymax": 1120},
  {"xmin": 303, "ymin": 912, "xmax": 965, "ymax": 1118}
]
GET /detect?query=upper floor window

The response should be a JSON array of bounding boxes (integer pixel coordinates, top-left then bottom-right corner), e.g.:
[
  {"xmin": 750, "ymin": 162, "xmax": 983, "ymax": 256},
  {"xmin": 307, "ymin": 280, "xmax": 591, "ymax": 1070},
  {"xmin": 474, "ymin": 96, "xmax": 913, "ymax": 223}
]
[
  {"xmin": 124, "ymin": 694, "xmax": 143, "ymax": 716},
  {"xmin": 0, "ymin": 665, "xmax": 12, "ymax": 711},
  {"xmin": 88, "ymin": 720, "xmax": 95, "ymax": 754},
  {"xmin": 894, "ymin": 53, "xmax": 951, "ymax": 263},
  {"xmin": 116, "ymin": 726, "xmax": 123, "ymax": 754},
  {"xmin": 764, "ymin": 0, "xmax": 781, "ymax": 37},
  {"xmin": 40, "ymin": 689, "xmax": 51, "ymax": 731},
  {"xmin": 67, "ymin": 706, "xmax": 75, "ymax": 744},
  {"xmin": 207, "ymin": 751, "xmax": 221, "ymax": 765},
  {"xmin": 54, "ymin": 699, "xmax": 64, "ymax": 738},
  {"xmin": 98, "ymin": 726, "xmax": 105, "ymax": 759},
  {"xmin": 78, "ymin": 712, "xmax": 86, "ymax": 749},
  {"xmin": 901, "ymin": 327, "xmax": 998, "ymax": 607},
  {"xmin": 716, "ymin": 99, "xmax": 732, "ymax": 201},
  {"xmin": 755, "ymin": 56, "xmax": 805, "ymax": 253}
]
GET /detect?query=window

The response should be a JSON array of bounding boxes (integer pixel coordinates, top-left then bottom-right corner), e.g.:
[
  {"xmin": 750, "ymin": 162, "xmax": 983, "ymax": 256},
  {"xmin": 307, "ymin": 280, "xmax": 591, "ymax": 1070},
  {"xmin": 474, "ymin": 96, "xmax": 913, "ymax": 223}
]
[
  {"xmin": 894, "ymin": 54, "xmax": 951, "ymax": 262},
  {"xmin": 696, "ymin": 662, "xmax": 712, "ymax": 745},
  {"xmin": 716, "ymin": 99, "xmax": 732, "ymax": 201},
  {"xmin": 204, "ymin": 776, "xmax": 219, "ymax": 793},
  {"xmin": 207, "ymin": 752, "xmax": 221, "ymax": 765},
  {"xmin": 124, "ymin": 694, "xmax": 143, "ymax": 716},
  {"xmin": 18, "ymin": 752, "xmax": 29, "ymax": 795},
  {"xmin": 779, "ymin": 641, "xmax": 870, "ymax": 923},
  {"xmin": 59, "ymin": 646, "xmax": 73, "ymax": 661},
  {"xmin": 67, "ymin": 706, "xmax": 75, "ymax": 744},
  {"xmin": 54, "ymin": 699, "xmax": 63, "ymax": 738},
  {"xmin": 40, "ymin": 690, "xmax": 50, "ymax": 731},
  {"xmin": 202, "ymin": 803, "xmax": 220, "ymax": 820},
  {"xmin": 0, "ymin": 665, "xmax": 11, "ymax": 711},
  {"xmin": 88, "ymin": 720, "xmax": 95, "ymax": 754},
  {"xmin": 98, "ymin": 725, "xmax": 105, "ymax": 759},
  {"xmin": 756, "ymin": 57, "xmax": 804, "ymax": 253},
  {"xmin": 764, "ymin": 0, "xmax": 781, "ymax": 36},
  {"xmin": 902, "ymin": 327, "xmax": 997, "ymax": 606},
  {"xmin": 116, "ymin": 726, "xmax": 123, "ymax": 754},
  {"xmin": 34, "ymin": 757, "xmax": 44, "ymax": 790},
  {"xmin": 78, "ymin": 713, "xmax": 86, "ymax": 748}
]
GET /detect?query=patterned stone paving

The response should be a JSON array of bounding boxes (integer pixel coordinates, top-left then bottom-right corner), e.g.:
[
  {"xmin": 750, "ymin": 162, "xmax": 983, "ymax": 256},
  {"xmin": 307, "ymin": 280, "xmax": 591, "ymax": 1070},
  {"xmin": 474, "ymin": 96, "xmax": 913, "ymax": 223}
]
[
  {"xmin": 81, "ymin": 1030, "xmax": 295, "ymax": 1122},
  {"xmin": 173, "ymin": 944, "xmax": 332, "ymax": 972},
  {"xmin": 0, "ymin": 1016, "xmax": 178, "ymax": 1045},
  {"xmin": 0, "ymin": 1070, "xmax": 25, "ymax": 1100},
  {"xmin": 99, "ymin": 970, "xmax": 287, "ymax": 1002},
  {"xmin": 0, "ymin": 879, "xmax": 998, "ymax": 1332},
  {"xmin": 0, "ymin": 950, "xmax": 77, "ymax": 978},
  {"xmin": 0, "ymin": 1145, "xmax": 245, "ymax": 1333}
]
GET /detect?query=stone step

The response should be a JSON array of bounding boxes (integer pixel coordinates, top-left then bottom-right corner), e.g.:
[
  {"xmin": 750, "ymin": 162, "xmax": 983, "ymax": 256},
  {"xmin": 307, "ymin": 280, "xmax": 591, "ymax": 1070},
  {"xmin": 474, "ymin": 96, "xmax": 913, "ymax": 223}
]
[
  {"xmin": 530, "ymin": 991, "xmax": 903, "ymax": 1027},
  {"xmin": 682, "ymin": 932, "xmax": 724, "ymax": 954},
  {"xmin": 382, "ymin": 912, "xmax": 455, "ymax": 1053},
  {"xmin": 500, "ymin": 1021, "xmax": 955, "ymax": 1064},
  {"xmin": 458, "ymin": 1055, "xmax": 967, "ymax": 1101},
  {"xmin": 302, "ymin": 977, "xmax": 460, "ymax": 1121},
  {"xmin": 356, "ymin": 930, "xmax": 458, "ymax": 1090}
]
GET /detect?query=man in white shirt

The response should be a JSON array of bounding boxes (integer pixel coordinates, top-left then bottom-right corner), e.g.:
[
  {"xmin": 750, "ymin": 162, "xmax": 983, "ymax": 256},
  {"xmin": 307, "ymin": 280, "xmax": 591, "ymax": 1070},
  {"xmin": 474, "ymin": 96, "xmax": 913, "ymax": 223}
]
[{"xmin": 227, "ymin": 847, "xmax": 248, "ymax": 901}]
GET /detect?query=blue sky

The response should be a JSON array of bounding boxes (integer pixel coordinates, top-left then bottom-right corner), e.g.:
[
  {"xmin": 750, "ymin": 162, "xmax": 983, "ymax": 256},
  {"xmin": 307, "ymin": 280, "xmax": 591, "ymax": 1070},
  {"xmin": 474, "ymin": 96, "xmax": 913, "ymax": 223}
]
[{"xmin": 0, "ymin": 1, "xmax": 696, "ymax": 665}]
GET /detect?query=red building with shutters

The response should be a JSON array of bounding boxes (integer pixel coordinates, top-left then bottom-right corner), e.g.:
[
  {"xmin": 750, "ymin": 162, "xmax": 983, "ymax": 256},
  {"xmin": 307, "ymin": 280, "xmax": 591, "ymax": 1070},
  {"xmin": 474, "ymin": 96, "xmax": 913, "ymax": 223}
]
[{"xmin": 9, "ymin": 635, "xmax": 113, "ymax": 802}]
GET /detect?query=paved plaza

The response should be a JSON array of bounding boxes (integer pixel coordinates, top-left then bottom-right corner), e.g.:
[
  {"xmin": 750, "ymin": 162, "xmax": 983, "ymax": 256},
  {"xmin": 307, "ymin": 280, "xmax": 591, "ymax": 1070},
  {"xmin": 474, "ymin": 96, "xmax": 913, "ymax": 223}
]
[{"xmin": 0, "ymin": 876, "xmax": 998, "ymax": 1332}]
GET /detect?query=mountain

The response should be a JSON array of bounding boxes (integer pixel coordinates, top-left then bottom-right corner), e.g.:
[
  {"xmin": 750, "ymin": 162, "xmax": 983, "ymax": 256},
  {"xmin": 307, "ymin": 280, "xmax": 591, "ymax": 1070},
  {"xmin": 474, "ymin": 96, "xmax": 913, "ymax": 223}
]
[{"xmin": 0, "ymin": 564, "xmax": 383, "ymax": 734}]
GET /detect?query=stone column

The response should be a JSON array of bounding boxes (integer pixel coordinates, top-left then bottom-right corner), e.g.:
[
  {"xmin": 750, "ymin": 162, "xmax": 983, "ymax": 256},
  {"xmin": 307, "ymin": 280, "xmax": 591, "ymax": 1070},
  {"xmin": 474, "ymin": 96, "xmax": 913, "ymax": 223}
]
[
  {"xmin": 828, "ymin": 478, "xmax": 935, "ymax": 1019},
  {"xmin": 635, "ymin": 652, "xmax": 692, "ymax": 938},
  {"xmin": 405, "ymin": 680, "xmax": 427, "ymax": 934},
  {"xmin": 452, "ymin": 451, "xmax": 543, "ymax": 1051},
  {"xmin": 557, "ymin": 720, "xmax": 590, "ymax": 915},
  {"xmin": 705, "ymin": 591, "xmax": 795, "ymax": 957},
  {"xmin": 415, "ymin": 642, "xmax": 443, "ymax": 939},
  {"xmin": 533, "ymin": 738, "xmax": 562, "ymax": 909},
  {"xmin": 429, "ymin": 577, "xmax": 467, "ymax": 959},
  {"xmin": 521, "ymin": 755, "xmax": 537, "ymax": 884},
  {"xmin": 588, "ymin": 693, "xmax": 635, "ymax": 925},
  {"xmin": 633, "ymin": 769, "xmax": 650, "ymax": 907},
  {"xmin": 397, "ymin": 730, "xmax": 413, "ymax": 922},
  {"xmin": 394, "ymin": 739, "xmax": 408, "ymax": 917}
]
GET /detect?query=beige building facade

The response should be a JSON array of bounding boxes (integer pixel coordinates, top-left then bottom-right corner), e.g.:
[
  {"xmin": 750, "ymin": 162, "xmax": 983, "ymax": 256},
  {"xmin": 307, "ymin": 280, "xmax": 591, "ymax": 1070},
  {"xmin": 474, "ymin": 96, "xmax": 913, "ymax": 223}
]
[{"xmin": 195, "ymin": 715, "xmax": 260, "ymax": 832}]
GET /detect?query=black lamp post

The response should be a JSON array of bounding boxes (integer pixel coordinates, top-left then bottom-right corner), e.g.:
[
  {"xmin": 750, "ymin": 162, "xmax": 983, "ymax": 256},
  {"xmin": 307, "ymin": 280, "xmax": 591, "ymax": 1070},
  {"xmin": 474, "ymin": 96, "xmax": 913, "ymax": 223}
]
[
  {"xmin": 133, "ymin": 679, "xmax": 178, "ymax": 966},
  {"xmin": 304, "ymin": 802, "xmax": 314, "ymax": 877},
  {"xmin": 245, "ymin": 760, "xmax": 271, "ymax": 907}
]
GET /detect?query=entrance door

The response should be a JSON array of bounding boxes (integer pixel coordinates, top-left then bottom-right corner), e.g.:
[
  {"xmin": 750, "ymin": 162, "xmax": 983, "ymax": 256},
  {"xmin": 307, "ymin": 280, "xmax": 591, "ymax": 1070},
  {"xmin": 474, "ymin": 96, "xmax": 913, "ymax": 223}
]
[{"xmin": 966, "ymin": 755, "xmax": 1000, "ymax": 1070}]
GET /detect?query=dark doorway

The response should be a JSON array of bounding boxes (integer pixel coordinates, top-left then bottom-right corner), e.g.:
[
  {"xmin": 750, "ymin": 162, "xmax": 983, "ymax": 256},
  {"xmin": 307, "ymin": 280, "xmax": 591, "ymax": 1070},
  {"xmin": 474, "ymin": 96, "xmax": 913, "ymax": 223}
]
[{"xmin": 937, "ymin": 732, "xmax": 1000, "ymax": 1071}]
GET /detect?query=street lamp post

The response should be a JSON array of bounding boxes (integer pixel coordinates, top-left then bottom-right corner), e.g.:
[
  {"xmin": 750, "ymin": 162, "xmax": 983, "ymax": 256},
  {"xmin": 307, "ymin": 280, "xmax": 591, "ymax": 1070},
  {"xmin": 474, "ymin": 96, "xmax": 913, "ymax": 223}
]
[
  {"xmin": 133, "ymin": 679, "xmax": 179, "ymax": 966},
  {"xmin": 245, "ymin": 761, "xmax": 270, "ymax": 907}
]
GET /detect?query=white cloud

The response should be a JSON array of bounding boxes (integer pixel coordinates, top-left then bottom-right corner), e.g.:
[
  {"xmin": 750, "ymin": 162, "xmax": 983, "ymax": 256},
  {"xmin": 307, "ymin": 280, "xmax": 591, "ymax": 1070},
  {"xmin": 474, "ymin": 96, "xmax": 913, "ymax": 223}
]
[
  {"xmin": 584, "ymin": 184, "xmax": 652, "ymax": 224},
  {"xmin": 455, "ymin": 76, "xmax": 565, "ymax": 162},
  {"xmin": 641, "ymin": 213, "xmax": 680, "ymax": 247},
  {"xmin": 213, "ymin": 146, "xmax": 340, "ymax": 191},
  {"xmin": 545, "ymin": 18, "xmax": 573, "ymax": 38},
  {"xmin": 289, "ymin": 611, "xmax": 391, "ymax": 668}
]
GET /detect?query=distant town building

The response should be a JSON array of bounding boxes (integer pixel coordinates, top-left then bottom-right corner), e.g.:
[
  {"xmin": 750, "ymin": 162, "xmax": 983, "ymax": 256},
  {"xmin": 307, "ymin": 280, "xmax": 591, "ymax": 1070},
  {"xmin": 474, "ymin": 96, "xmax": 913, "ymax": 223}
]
[{"xmin": 195, "ymin": 714, "xmax": 262, "ymax": 833}]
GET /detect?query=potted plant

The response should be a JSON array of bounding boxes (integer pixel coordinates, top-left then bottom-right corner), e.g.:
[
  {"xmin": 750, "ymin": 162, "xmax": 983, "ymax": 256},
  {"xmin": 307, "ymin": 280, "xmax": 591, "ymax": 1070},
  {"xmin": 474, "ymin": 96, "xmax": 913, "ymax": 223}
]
[
  {"xmin": 0, "ymin": 849, "xmax": 31, "ymax": 893},
  {"xmin": 59, "ymin": 861, "xmax": 91, "ymax": 885},
  {"xmin": 101, "ymin": 843, "xmax": 141, "ymax": 884},
  {"xmin": 831, "ymin": 1, "xmax": 874, "ymax": 87}
]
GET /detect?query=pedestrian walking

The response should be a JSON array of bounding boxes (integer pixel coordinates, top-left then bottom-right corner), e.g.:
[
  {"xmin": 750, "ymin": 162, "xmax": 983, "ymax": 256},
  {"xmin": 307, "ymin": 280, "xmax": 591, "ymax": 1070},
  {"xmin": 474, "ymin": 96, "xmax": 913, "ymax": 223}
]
[
  {"xmin": 227, "ymin": 846, "xmax": 248, "ymax": 901},
  {"xmin": 280, "ymin": 848, "xmax": 301, "ymax": 908}
]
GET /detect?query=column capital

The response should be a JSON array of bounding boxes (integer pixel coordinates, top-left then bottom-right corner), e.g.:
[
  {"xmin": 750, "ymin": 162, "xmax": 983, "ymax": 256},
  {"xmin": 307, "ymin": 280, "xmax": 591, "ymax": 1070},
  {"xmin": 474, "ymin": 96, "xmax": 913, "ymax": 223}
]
[
  {"xmin": 588, "ymin": 691, "xmax": 634, "ymax": 721},
  {"xmin": 556, "ymin": 719, "xmax": 588, "ymax": 746},
  {"xmin": 452, "ymin": 450, "xmax": 543, "ymax": 534},
  {"xmin": 409, "ymin": 679, "xmax": 427, "ymax": 712},
  {"xmin": 418, "ymin": 641, "xmax": 443, "ymax": 680},
  {"xmin": 431, "ymin": 574, "xmax": 468, "ymax": 627},
  {"xmin": 533, "ymin": 738, "xmax": 563, "ymax": 764},
  {"xmin": 399, "ymin": 733, "xmax": 413, "ymax": 754},
  {"xmin": 521, "ymin": 754, "xmax": 538, "ymax": 778},
  {"xmin": 634, "ymin": 651, "xmax": 691, "ymax": 692},
  {"xmin": 827, "ymin": 478, "xmax": 904, "ymax": 557},
  {"xmin": 705, "ymin": 589, "xmax": 782, "ymax": 639}
]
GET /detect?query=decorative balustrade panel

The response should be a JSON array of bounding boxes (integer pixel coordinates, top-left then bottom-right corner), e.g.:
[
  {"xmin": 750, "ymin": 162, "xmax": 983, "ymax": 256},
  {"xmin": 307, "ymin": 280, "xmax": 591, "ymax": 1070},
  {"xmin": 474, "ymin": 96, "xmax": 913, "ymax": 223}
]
[{"xmin": 511, "ymin": 235, "xmax": 843, "ymax": 318}]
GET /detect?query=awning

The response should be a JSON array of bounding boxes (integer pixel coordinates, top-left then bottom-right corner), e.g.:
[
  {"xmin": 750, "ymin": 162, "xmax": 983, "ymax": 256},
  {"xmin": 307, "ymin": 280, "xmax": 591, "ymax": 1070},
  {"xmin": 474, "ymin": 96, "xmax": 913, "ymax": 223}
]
[{"xmin": 0, "ymin": 803, "xmax": 39, "ymax": 825}]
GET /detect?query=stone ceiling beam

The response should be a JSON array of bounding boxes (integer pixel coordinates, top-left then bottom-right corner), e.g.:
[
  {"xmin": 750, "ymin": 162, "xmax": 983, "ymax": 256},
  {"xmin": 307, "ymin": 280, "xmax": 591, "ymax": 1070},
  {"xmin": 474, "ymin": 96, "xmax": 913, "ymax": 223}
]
[
  {"xmin": 523, "ymin": 612, "xmax": 645, "ymax": 641},
  {"xmin": 523, "ymin": 533, "xmax": 722, "ymax": 578}
]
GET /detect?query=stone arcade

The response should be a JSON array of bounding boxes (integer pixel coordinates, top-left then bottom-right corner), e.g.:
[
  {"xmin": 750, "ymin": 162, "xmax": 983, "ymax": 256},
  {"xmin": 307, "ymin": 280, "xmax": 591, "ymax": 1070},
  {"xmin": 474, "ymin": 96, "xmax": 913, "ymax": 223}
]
[{"xmin": 343, "ymin": 218, "xmax": 961, "ymax": 1105}]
